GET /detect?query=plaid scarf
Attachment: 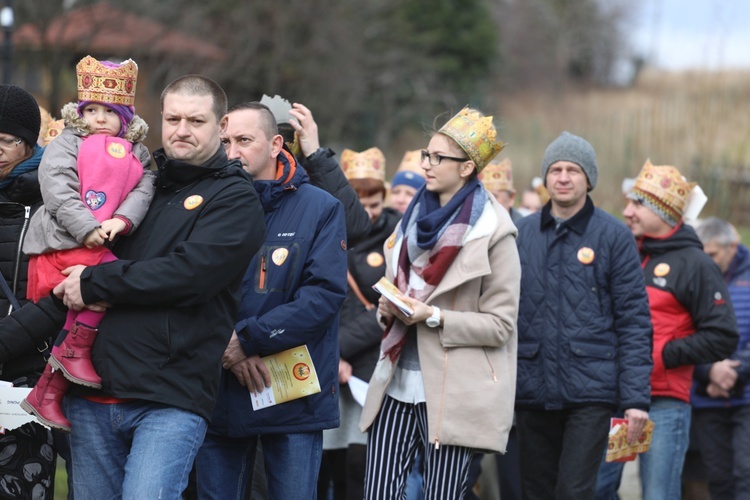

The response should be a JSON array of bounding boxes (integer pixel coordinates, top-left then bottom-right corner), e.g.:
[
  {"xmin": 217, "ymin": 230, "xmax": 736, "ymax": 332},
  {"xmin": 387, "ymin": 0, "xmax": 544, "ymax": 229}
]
[{"xmin": 380, "ymin": 177, "xmax": 486, "ymax": 362}]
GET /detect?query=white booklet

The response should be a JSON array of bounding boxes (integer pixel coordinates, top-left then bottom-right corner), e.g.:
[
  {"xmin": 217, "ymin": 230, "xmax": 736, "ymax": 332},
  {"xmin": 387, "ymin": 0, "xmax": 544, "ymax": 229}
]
[
  {"xmin": 372, "ymin": 277, "xmax": 414, "ymax": 317},
  {"xmin": 0, "ymin": 384, "xmax": 39, "ymax": 433}
]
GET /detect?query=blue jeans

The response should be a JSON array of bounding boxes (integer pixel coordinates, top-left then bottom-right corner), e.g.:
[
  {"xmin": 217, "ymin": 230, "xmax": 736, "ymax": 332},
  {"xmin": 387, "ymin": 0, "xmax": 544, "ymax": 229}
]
[
  {"xmin": 405, "ymin": 448, "xmax": 424, "ymax": 499},
  {"xmin": 596, "ymin": 398, "xmax": 691, "ymax": 500},
  {"xmin": 195, "ymin": 430, "xmax": 323, "ymax": 500},
  {"xmin": 66, "ymin": 396, "xmax": 208, "ymax": 500},
  {"xmin": 640, "ymin": 398, "xmax": 691, "ymax": 499}
]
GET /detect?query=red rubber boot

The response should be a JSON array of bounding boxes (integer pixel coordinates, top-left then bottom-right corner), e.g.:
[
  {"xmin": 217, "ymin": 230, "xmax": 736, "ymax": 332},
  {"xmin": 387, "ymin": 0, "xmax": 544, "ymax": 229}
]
[
  {"xmin": 48, "ymin": 322, "xmax": 102, "ymax": 389},
  {"xmin": 20, "ymin": 364, "xmax": 72, "ymax": 432}
]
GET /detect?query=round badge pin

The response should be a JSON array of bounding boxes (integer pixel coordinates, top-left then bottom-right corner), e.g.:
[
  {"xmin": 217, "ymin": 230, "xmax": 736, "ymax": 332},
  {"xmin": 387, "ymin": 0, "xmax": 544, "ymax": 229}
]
[
  {"xmin": 272, "ymin": 248, "xmax": 289, "ymax": 266},
  {"xmin": 107, "ymin": 142, "xmax": 127, "ymax": 159},
  {"xmin": 386, "ymin": 233, "xmax": 396, "ymax": 249},
  {"xmin": 366, "ymin": 252, "xmax": 384, "ymax": 267},
  {"xmin": 654, "ymin": 263, "xmax": 670, "ymax": 277},
  {"xmin": 577, "ymin": 247, "xmax": 595, "ymax": 265},
  {"xmin": 183, "ymin": 195, "xmax": 204, "ymax": 210}
]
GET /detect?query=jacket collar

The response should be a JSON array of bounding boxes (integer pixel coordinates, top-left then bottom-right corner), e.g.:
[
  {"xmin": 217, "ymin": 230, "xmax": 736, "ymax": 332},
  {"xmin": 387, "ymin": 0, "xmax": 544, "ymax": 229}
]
[
  {"xmin": 638, "ymin": 221, "xmax": 703, "ymax": 257},
  {"xmin": 540, "ymin": 195, "xmax": 595, "ymax": 235},
  {"xmin": 725, "ymin": 243, "xmax": 750, "ymax": 283},
  {"xmin": 253, "ymin": 147, "xmax": 308, "ymax": 212},
  {"xmin": 153, "ymin": 146, "xmax": 247, "ymax": 189}
]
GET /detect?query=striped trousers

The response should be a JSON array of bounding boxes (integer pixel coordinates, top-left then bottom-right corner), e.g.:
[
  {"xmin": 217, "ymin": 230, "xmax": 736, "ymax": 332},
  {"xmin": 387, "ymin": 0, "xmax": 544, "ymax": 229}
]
[{"xmin": 364, "ymin": 395, "xmax": 475, "ymax": 499}]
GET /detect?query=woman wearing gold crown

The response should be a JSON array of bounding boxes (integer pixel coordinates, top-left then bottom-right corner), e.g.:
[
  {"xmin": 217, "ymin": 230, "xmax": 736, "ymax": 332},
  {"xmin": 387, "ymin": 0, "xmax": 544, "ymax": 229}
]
[
  {"xmin": 359, "ymin": 107, "xmax": 520, "ymax": 498},
  {"xmin": 20, "ymin": 55, "xmax": 155, "ymax": 432}
]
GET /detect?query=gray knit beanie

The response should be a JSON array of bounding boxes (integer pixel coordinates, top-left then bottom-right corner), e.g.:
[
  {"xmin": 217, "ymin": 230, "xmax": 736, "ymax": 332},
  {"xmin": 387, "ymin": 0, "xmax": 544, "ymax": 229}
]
[{"xmin": 541, "ymin": 131, "xmax": 598, "ymax": 191}]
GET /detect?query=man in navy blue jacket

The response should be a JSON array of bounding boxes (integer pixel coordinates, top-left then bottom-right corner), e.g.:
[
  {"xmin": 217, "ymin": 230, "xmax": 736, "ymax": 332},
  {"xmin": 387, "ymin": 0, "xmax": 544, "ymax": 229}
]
[
  {"xmin": 693, "ymin": 217, "xmax": 750, "ymax": 499},
  {"xmin": 195, "ymin": 102, "xmax": 347, "ymax": 500},
  {"xmin": 515, "ymin": 132, "xmax": 653, "ymax": 499}
]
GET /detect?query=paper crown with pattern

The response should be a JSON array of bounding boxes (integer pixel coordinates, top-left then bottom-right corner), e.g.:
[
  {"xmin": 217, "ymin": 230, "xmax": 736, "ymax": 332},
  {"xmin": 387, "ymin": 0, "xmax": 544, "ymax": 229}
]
[
  {"xmin": 76, "ymin": 56, "xmax": 138, "ymax": 106},
  {"xmin": 438, "ymin": 106, "xmax": 505, "ymax": 172},
  {"xmin": 629, "ymin": 159, "xmax": 694, "ymax": 226},
  {"xmin": 397, "ymin": 150, "xmax": 425, "ymax": 176},
  {"xmin": 479, "ymin": 158, "xmax": 514, "ymax": 193},
  {"xmin": 42, "ymin": 119, "xmax": 65, "ymax": 147},
  {"xmin": 341, "ymin": 147, "xmax": 386, "ymax": 182}
]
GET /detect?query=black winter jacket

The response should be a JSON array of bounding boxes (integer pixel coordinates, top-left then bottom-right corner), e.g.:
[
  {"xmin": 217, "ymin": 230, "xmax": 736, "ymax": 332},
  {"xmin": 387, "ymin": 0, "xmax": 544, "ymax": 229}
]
[
  {"xmin": 79, "ymin": 147, "xmax": 266, "ymax": 421},
  {"xmin": 340, "ymin": 207, "xmax": 401, "ymax": 380},
  {"xmin": 0, "ymin": 165, "xmax": 65, "ymax": 381},
  {"xmin": 301, "ymin": 147, "xmax": 371, "ymax": 245}
]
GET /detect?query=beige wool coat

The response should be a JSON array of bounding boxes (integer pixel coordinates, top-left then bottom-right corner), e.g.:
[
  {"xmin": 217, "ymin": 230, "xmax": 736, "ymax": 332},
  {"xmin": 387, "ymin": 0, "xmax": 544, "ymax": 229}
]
[{"xmin": 360, "ymin": 195, "xmax": 521, "ymax": 454}]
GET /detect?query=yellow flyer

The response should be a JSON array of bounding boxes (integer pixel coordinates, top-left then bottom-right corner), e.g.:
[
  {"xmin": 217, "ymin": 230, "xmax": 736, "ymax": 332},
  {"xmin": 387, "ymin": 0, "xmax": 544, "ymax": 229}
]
[{"xmin": 250, "ymin": 345, "xmax": 321, "ymax": 411}]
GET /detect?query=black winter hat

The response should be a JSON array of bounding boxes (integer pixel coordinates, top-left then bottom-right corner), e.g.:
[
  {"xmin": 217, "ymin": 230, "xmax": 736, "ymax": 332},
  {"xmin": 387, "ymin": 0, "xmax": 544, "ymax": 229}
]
[{"xmin": 0, "ymin": 84, "xmax": 41, "ymax": 147}]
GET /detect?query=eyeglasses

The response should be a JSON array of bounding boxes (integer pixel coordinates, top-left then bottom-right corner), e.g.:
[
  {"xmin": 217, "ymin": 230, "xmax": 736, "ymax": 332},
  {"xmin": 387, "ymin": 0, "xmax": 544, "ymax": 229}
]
[
  {"xmin": 420, "ymin": 149, "xmax": 468, "ymax": 166},
  {"xmin": 0, "ymin": 136, "xmax": 23, "ymax": 153}
]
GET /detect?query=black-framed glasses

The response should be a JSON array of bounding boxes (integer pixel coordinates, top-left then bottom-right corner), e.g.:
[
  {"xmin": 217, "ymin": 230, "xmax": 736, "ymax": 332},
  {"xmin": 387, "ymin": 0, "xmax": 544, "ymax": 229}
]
[
  {"xmin": 0, "ymin": 136, "xmax": 22, "ymax": 153},
  {"xmin": 420, "ymin": 149, "xmax": 468, "ymax": 166}
]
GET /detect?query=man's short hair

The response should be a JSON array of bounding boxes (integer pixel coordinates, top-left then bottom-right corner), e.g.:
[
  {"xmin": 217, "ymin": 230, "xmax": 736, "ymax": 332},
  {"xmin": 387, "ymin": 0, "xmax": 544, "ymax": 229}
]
[
  {"xmin": 160, "ymin": 75, "xmax": 227, "ymax": 122},
  {"xmin": 695, "ymin": 216, "xmax": 738, "ymax": 247},
  {"xmin": 227, "ymin": 102, "xmax": 279, "ymax": 141}
]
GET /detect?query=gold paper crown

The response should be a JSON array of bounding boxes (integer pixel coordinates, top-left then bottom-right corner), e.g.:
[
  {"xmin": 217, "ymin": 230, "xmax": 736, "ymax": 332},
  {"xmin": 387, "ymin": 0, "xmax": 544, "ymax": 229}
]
[
  {"xmin": 631, "ymin": 159, "xmax": 694, "ymax": 223},
  {"xmin": 438, "ymin": 106, "xmax": 505, "ymax": 172},
  {"xmin": 397, "ymin": 150, "xmax": 425, "ymax": 176},
  {"xmin": 341, "ymin": 147, "xmax": 386, "ymax": 182},
  {"xmin": 42, "ymin": 119, "xmax": 65, "ymax": 147},
  {"xmin": 479, "ymin": 158, "xmax": 514, "ymax": 193},
  {"xmin": 76, "ymin": 56, "xmax": 138, "ymax": 106},
  {"xmin": 38, "ymin": 106, "xmax": 53, "ymax": 145}
]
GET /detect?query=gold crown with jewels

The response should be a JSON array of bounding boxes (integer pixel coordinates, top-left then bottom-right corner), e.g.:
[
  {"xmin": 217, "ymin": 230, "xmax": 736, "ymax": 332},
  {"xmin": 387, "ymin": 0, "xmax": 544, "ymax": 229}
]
[{"xmin": 76, "ymin": 55, "xmax": 138, "ymax": 106}]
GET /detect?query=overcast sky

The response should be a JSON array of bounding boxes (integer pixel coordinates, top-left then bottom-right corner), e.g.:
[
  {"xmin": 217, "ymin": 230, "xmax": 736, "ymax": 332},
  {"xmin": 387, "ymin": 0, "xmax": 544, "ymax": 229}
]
[{"xmin": 632, "ymin": 0, "xmax": 750, "ymax": 70}]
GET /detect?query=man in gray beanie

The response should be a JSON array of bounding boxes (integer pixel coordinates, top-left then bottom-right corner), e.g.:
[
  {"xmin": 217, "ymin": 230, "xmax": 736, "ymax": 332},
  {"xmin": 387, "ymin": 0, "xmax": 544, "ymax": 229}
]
[
  {"xmin": 541, "ymin": 131, "xmax": 598, "ymax": 193},
  {"xmin": 513, "ymin": 132, "xmax": 653, "ymax": 499}
]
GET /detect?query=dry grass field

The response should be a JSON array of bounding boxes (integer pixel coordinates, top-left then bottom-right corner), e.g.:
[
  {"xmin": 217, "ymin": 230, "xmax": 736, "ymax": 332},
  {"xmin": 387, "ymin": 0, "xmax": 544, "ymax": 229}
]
[{"xmin": 494, "ymin": 69, "xmax": 750, "ymax": 224}]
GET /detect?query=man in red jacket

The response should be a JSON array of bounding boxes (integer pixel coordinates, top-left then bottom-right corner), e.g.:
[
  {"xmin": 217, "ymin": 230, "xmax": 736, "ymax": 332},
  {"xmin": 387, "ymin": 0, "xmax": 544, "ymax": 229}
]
[{"xmin": 596, "ymin": 160, "xmax": 738, "ymax": 500}]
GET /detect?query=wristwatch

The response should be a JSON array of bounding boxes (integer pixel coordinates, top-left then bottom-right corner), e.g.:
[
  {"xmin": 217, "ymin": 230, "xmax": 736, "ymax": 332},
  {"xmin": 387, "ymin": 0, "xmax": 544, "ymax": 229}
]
[{"xmin": 426, "ymin": 306, "xmax": 441, "ymax": 328}]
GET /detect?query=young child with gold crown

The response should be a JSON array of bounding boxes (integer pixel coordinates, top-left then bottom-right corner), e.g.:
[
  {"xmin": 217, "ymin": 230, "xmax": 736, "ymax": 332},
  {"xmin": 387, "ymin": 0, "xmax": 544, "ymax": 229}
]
[{"xmin": 20, "ymin": 55, "xmax": 155, "ymax": 431}]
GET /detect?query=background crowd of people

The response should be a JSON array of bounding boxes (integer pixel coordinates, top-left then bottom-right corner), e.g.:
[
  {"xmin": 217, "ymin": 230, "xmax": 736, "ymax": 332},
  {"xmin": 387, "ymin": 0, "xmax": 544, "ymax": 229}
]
[{"xmin": 0, "ymin": 52, "xmax": 747, "ymax": 500}]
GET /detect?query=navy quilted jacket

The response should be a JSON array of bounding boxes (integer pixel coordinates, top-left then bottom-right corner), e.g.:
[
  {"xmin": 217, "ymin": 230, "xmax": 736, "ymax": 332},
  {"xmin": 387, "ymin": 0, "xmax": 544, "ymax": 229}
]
[
  {"xmin": 515, "ymin": 197, "xmax": 653, "ymax": 411},
  {"xmin": 693, "ymin": 243, "xmax": 750, "ymax": 407}
]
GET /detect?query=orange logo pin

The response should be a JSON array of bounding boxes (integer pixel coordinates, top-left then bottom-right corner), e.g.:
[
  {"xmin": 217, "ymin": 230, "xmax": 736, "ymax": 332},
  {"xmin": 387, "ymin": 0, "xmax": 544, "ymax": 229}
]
[
  {"xmin": 183, "ymin": 195, "xmax": 203, "ymax": 210},
  {"xmin": 366, "ymin": 252, "xmax": 384, "ymax": 267},
  {"xmin": 577, "ymin": 247, "xmax": 595, "ymax": 265},
  {"xmin": 107, "ymin": 142, "xmax": 126, "ymax": 159},
  {"xmin": 386, "ymin": 232, "xmax": 396, "ymax": 249},
  {"xmin": 654, "ymin": 263, "xmax": 670, "ymax": 277}
]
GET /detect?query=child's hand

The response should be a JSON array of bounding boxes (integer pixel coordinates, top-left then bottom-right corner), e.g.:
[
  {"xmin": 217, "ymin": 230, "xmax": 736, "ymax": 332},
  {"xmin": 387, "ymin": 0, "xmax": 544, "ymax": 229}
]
[
  {"xmin": 100, "ymin": 218, "xmax": 127, "ymax": 241},
  {"xmin": 83, "ymin": 227, "xmax": 107, "ymax": 248}
]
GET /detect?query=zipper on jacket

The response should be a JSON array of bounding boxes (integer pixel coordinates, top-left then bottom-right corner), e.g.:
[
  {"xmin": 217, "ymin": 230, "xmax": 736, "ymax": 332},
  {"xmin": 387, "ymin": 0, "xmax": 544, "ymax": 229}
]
[
  {"xmin": 483, "ymin": 348, "xmax": 498, "ymax": 382},
  {"xmin": 259, "ymin": 254, "xmax": 268, "ymax": 290},
  {"xmin": 8, "ymin": 205, "xmax": 31, "ymax": 314},
  {"xmin": 434, "ymin": 347, "xmax": 449, "ymax": 450}
]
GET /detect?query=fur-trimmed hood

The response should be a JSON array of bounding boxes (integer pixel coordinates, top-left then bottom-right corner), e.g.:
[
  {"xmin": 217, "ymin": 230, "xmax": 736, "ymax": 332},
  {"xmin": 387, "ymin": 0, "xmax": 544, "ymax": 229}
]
[{"xmin": 60, "ymin": 102, "xmax": 149, "ymax": 143}]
